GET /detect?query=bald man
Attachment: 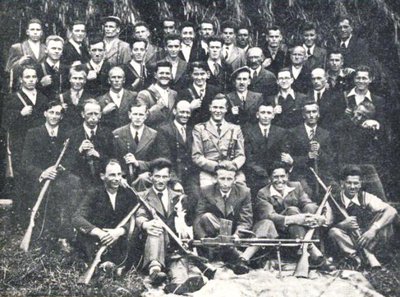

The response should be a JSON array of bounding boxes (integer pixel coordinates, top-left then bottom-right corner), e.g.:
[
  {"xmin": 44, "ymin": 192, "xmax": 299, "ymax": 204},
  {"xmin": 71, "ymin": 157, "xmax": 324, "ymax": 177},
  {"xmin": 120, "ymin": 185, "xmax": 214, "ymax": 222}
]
[{"xmin": 289, "ymin": 46, "xmax": 312, "ymax": 94}]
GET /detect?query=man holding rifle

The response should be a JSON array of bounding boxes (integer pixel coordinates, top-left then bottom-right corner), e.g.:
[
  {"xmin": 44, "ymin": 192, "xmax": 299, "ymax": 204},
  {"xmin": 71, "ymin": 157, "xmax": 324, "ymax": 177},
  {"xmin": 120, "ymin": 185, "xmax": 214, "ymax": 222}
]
[{"xmin": 327, "ymin": 165, "xmax": 397, "ymax": 269}]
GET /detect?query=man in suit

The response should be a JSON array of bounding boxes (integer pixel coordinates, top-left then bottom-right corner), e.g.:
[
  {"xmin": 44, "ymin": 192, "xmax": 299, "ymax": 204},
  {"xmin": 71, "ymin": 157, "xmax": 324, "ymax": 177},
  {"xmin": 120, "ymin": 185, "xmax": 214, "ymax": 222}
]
[
  {"xmin": 198, "ymin": 19, "xmax": 215, "ymax": 56},
  {"xmin": 72, "ymin": 159, "xmax": 138, "ymax": 265},
  {"xmin": 288, "ymin": 46, "xmax": 312, "ymax": 94},
  {"xmin": 37, "ymin": 35, "xmax": 69, "ymax": 99},
  {"xmin": 192, "ymin": 93, "xmax": 246, "ymax": 187},
  {"xmin": 103, "ymin": 16, "xmax": 131, "ymax": 66},
  {"xmin": 326, "ymin": 51, "xmax": 355, "ymax": 94},
  {"xmin": 123, "ymin": 38, "xmax": 150, "ymax": 92},
  {"xmin": 85, "ymin": 34, "xmax": 112, "ymax": 97},
  {"xmin": 236, "ymin": 26, "xmax": 251, "ymax": 52},
  {"xmin": 265, "ymin": 68, "xmax": 306, "ymax": 129},
  {"xmin": 221, "ymin": 21, "xmax": 246, "ymax": 71},
  {"xmin": 177, "ymin": 61, "xmax": 220, "ymax": 126},
  {"xmin": 112, "ymin": 102, "xmax": 157, "ymax": 185},
  {"xmin": 261, "ymin": 26, "xmax": 289, "ymax": 76},
  {"xmin": 133, "ymin": 22, "xmax": 160, "ymax": 64},
  {"xmin": 61, "ymin": 20, "xmax": 90, "ymax": 66},
  {"xmin": 179, "ymin": 21, "xmax": 206, "ymax": 63},
  {"xmin": 243, "ymin": 104, "xmax": 289, "ymax": 197},
  {"xmin": 301, "ymin": 22, "xmax": 327, "ymax": 70},
  {"xmin": 246, "ymin": 47, "xmax": 277, "ymax": 98},
  {"xmin": 68, "ymin": 99, "xmax": 114, "ymax": 187},
  {"xmin": 226, "ymin": 66, "xmax": 264, "ymax": 126},
  {"xmin": 136, "ymin": 158, "xmax": 204, "ymax": 293},
  {"xmin": 255, "ymin": 161, "xmax": 333, "ymax": 269},
  {"xmin": 137, "ymin": 61, "xmax": 177, "ymax": 128},
  {"xmin": 22, "ymin": 101, "xmax": 82, "ymax": 250},
  {"xmin": 97, "ymin": 66, "xmax": 137, "ymax": 130}
]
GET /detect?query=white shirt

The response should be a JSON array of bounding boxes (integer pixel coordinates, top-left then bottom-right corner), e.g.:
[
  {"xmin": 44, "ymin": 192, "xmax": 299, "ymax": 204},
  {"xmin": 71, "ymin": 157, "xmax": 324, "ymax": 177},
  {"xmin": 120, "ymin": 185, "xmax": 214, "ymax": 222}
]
[
  {"xmin": 291, "ymin": 65, "xmax": 302, "ymax": 79},
  {"xmin": 181, "ymin": 42, "xmax": 192, "ymax": 62},
  {"xmin": 259, "ymin": 123, "xmax": 271, "ymax": 137},
  {"xmin": 69, "ymin": 38, "xmax": 82, "ymax": 55},
  {"xmin": 251, "ymin": 66, "xmax": 262, "ymax": 79},
  {"xmin": 347, "ymin": 88, "xmax": 372, "ymax": 106},
  {"xmin": 224, "ymin": 44, "xmax": 233, "ymax": 59},
  {"xmin": 21, "ymin": 87, "xmax": 37, "ymax": 105},
  {"xmin": 90, "ymin": 59, "xmax": 104, "ymax": 73},
  {"xmin": 45, "ymin": 123, "xmax": 59, "ymax": 137},
  {"xmin": 130, "ymin": 124, "xmax": 145, "ymax": 142},
  {"xmin": 154, "ymin": 84, "xmax": 170, "ymax": 107},
  {"xmin": 201, "ymin": 40, "xmax": 208, "ymax": 54},
  {"xmin": 174, "ymin": 120, "xmax": 186, "ymax": 141},
  {"xmin": 236, "ymin": 90, "xmax": 248, "ymax": 102},
  {"xmin": 107, "ymin": 191, "xmax": 117, "ymax": 210},
  {"xmin": 219, "ymin": 189, "xmax": 232, "ymax": 199},
  {"xmin": 207, "ymin": 59, "xmax": 222, "ymax": 75},
  {"xmin": 340, "ymin": 35, "xmax": 352, "ymax": 49},
  {"xmin": 28, "ymin": 40, "xmax": 40, "ymax": 59},
  {"xmin": 154, "ymin": 188, "xmax": 169, "ymax": 212},
  {"xmin": 279, "ymin": 88, "xmax": 296, "ymax": 100},
  {"xmin": 166, "ymin": 58, "xmax": 178, "ymax": 80},
  {"xmin": 270, "ymin": 184, "xmax": 296, "ymax": 199},
  {"xmin": 304, "ymin": 123, "xmax": 317, "ymax": 139},
  {"xmin": 83, "ymin": 123, "xmax": 98, "ymax": 139},
  {"xmin": 70, "ymin": 88, "xmax": 84, "ymax": 105},
  {"xmin": 193, "ymin": 84, "xmax": 206, "ymax": 99},
  {"xmin": 109, "ymin": 89, "xmax": 124, "ymax": 107},
  {"xmin": 46, "ymin": 58, "xmax": 60, "ymax": 71},
  {"xmin": 104, "ymin": 38, "xmax": 117, "ymax": 53},
  {"xmin": 314, "ymin": 88, "xmax": 326, "ymax": 102},
  {"xmin": 129, "ymin": 60, "xmax": 143, "ymax": 76},
  {"xmin": 303, "ymin": 44, "xmax": 315, "ymax": 56}
]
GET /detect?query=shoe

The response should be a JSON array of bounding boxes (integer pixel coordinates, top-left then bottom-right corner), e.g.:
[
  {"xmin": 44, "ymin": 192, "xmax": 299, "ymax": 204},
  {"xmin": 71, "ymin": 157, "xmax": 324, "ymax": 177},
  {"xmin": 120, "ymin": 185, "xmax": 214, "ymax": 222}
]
[
  {"xmin": 231, "ymin": 257, "xmax": 250, "ymax": 275},
  {"xmin": 164, "ymin": 275, "xmax": 205, "ymax": 295},
  {"xmin": 149, "ymin": 270, "xmax": 167, "ymax": 286},
  {"xmin": 311, "ymin": 256, "xmax": 336, "ymax": 272}
]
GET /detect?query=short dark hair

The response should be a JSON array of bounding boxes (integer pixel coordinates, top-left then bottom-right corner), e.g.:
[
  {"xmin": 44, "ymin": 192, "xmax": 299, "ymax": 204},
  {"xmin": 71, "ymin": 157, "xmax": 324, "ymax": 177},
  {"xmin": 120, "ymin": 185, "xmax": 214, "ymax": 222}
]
[
  {"xmin": 268, "ymin": 161, "xmax": 290, "ymax": 176},
  {"xmin": 88, "ymin": 33, "xmax": 104, "ymax": 46},
  {"xmin": 164, "ymin": 33, "xmax": 181, "ymax": 45},
  {"xmin": 162, "ymin": 17, "xmax": 175, "ymax": 25},
  {"xmin": 267, "ymin": 25, "xmax": 282, "ymax": 35},
  {"xmin": 200, "ymin": 19, "xmax": 214, "ymax": 27},
  {"xmin": 302, "ymin": 99, "xmax": 319, "ymax": 111},
  {"xmin": 101, "ymin": 158, "xmax": 121, "ymax": 173},
  {"xmin": 28, "ymin": 18, "xmax": 42, "ymax": 27},
  {"xmin": 128, "ymin": 101, "xmax": 148, "ymax": 112},
  {"xmin": 189, "ymin": 61, "xmax": 208, "ymax": 73},
  {"xmin": 221, "ymin": 21, "xmax": 237, "ymax": 33},
  {"xmin": 155, "ymin": 60, "xmax": 172, "ymax": 72},
  {"xmin": 69, "ymin": 64, "xmax": 88, "ymax": 79},
  {"xmin": 45, "ymin": 100, "xmax": 65, "ymax": 114},
  {"xmin": 180, "ymin": 21, "xmax": 195, "ymax": 31},
  {"xmin": 19, "ymin": 64, "xmax": 37, "ymax": 78},
  {"xmin": 328, "ymin": 50, "xmax": 344, "ymax": 60},
  {"xmin": 215, "ymin": 161, "xmax": 237, "ymax": 172},
  {"xmin": 337, "ymin": 16, "xmax": 353, "ymax": 27},
  {"xmin": 211, "ymin": 93, "xmax": 228, "ymax": 106},
  {"xmin": 149, "ymin": 158, "xmax": 172, "ymax": 173},
  {"xmin": 277, "ymin": 67, "xmax": 293, "ymax": 77},
  {"xmin": 340, "ymin": 165, "xmax": 362, "ymax": 181},
  {"xmin": 302, "ymin": 21, "xmax": 317, "ymax": 33},
  {"xmin": 356, "ymin": 101, "xmax": 376, "ymax": 119},
  {"xmin": 134, "ymin": 21, "xmax": 150, "ymax": 31},
  {"xmin": 70, "ymin": 20, "xmax": 86, "ymax": 30},
  {"xmin": 355, "ymin": 65, "xmax": 372, "ymax": 78},
  {"xmin": 206, "ymin": 36, "xmax": 223, "ymax": 46},
  {"xmin": 131, "ymin": 37, "xmax": 148, "ymax": 48}
]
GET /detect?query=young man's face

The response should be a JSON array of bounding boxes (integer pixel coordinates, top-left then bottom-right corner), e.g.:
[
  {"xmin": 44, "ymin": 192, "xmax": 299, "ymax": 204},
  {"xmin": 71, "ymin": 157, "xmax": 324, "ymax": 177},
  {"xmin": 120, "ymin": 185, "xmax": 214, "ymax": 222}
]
[
  {"xmin": 235, "ymin": 71, "xmax": 251, "ymax": 93},
  {"xmin": 129, "ymin": 105, "xmax": 147, "ymax": 128},
  {"xmin": 163, "ymin": 20, "xmax": 175, "ymax": 35},
  {"xmin": 82, "ymin": 103, "xmax": 102, "ymax": 128},
  {"xmin": 200, "ymin": 23, "xmax": 214, "ymax": 38},
  {"xmin": 104, "ymin": 21, "xmax": 120, "ymax": 38},
  {"xmin": 208, "ymin": 41, "xmax": 222, "ymax": 60},
  {"xmin": 131, "ymin": 41, "xmax": 147, "ymax": 62},
  {"xmin": 191, "ymin": 67, "xmax": 209, "ymax": 87},
  {"xmin": 311, "ymin": 69, "xmax": 327, "ymax": 91},
  {"xmin": 102, "ymin": 163, "xmax": 122, "ymax": 190},
  {"xmin": 216, "ymin": 169, "xmax": 236, "ymax": 193},
  {"xmin": 303, "ymin": 104, "xmax": 320, "ymax": 125},
  {"xmin": 290, "ymin": 47, "xmax": 306, "ymax": 66},
  {"xmin": 155, "ymin": 66, "xmax": 172, "ymax": 87},
  {"xmin": 342, "ymin": 175, "xmax": 362, "ymax": 198},
  {"xmin": 46, "ymin": 40, "xmax": 63, "ymax": 61},
  {"xmin": 222, "ymin": 27, "xmax": 235, "ymax": 45},
  {"xmin": 237, "ymin": 28, "xmax": 249, "ymax": 48},
  {"xmin": 151, "ymin": 167, "xmax": 171, "ymax": 192},
  {"xmin": 134, "ymin": 25, "xmax": 150, "ymax": 40},
  {"xmin": 89, "ymin": 42, "xmax": 105, "ymax": 63},
  {"xmin": 257, "ymin": 105, "xmax": 275, "ymax": 125},
  {"xmin": 181, "ymin": 26, "xmax": 195, "ymax": 45},
  {"xmin": 303, "ymin": 29, "xmax": 317, "ymax": 47},
  {"xmin": 271, "ymin": 168, "xmax": 288, "ymax": 192},
  {"xmin": 338, "ymin": 19, "xmax": 353, "ymax": 41},
  {"xmin": 165, "ymin": 39, "xmax": 181, "ymax": 59},
  {"xmin": 70, "ymin": 71, "xmax": 87, "ymax": 91},
  {"xmin": 267, "ymin": 29, "xmax": 282, "ymax": 48},
  {"xmin": 328, "ymin": 54, "xmax": 343, "ymax": 72},
  {"xmin": 20, "ymin": 68, "xmax": 38, "ymax": 90},
  {"xmin": 354, "ymin": 71, "xmax": 372, "ymax": 92},
  {"xmin": 44, "ymin": 105, "xmax": 63, "ymax": 127},
  {"xmin": 108, "ymin": 68, "xmax": 125, "ymax": 91},
  {"xmin": 71, "ymin": 24, "xmax": 86, "ymax": 43},
  {"xmin": 277, "ymin": 71, "xmax": 293, "ymax": 90},
  {"xmin": 26, "ymin": 22, "xmax": 43, "ymax": 42},
  {"xmin": 209, "ymin": 99, "xmax": 227, "ymax": 122}
]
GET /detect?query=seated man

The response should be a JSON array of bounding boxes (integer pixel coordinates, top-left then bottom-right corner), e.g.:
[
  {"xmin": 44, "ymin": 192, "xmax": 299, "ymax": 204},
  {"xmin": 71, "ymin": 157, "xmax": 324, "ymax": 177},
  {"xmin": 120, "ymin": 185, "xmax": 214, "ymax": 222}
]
[
  {"xmin": 135, "ymin": 158, "xmax": 205, "ymax": 294},
  {"xmin": 327, "ymin": 165, "xmax": 397, "ymax": 268},
  {"xmin": 255, "ymin": 161, "xmax": 333, "ymax": 270},
  {"xmin": 72, "ymin": 159, "xmax": 138, "ymax": 266}
]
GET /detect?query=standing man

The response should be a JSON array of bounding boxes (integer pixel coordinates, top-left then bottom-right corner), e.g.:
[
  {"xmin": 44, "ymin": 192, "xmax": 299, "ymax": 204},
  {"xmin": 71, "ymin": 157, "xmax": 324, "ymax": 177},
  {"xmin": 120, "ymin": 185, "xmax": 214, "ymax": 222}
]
[
  {"xmin": 236, "ymin": 26, "xmax": 251, "ymax": 52},
  {"xmin": 192, "ymin": 94, "xmax": 246, "ymax": 187},
  {"xmin": 179, "ymin": 22, "xmax": 206, "ymax": 63},
  {"xmin": 326, "ymin": 51, "xmax": 354, "ymax": 94},
  {"xmin": 97, "ymin": 66, "xmax": 137, "ymax": 130},
  {"xmin": 133, "ymin": 22, "xmax": 160, "ymax": 64},
  {"xmin": 262, "ymin": 26, "xmax": 288, "ymax": 76},
  {"xmin": 158, "ymin": 17, "xmax": 177, "ymax": 47},
  {"xmin": 221, "ymin": 21, "xmax": 246, "ymax": 71},
  {"xmin": 301, "ymin": 22, "xmax": 327, "ymax": 70},
  {"xmin": 123, "ymin": 38, "xmax": 150, "ymax": 92},
  {"xmin": 288, "ymin": 45, "xmax": 312, "ymax": 94},
  {"xmin": 61, "ymin": 20, "xmax": 90, "ymax": 66},
  {"xmin": 198, "ymin": 19, "xmax": 215, "ymax": 55},
  {"xmin": 137, "ymin": 61, "xmax": 177, "ymax": 128},
  {"xmin": 103, "ymin": 16, "xmax": 131, "ymax": 66}
]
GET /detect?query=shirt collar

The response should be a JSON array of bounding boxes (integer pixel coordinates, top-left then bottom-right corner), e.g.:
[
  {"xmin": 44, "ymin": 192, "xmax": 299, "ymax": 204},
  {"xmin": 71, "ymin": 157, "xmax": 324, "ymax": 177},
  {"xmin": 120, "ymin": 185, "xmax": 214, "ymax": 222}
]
[
  {"xmin": 270, "ymin": 184, "xmax": 296, "ymax": 198},
  {"xmin": 46, "ymin": 58, "xmax": 60, "ymax": 69},
  {"xmin": 83, "ymin": 123, "xmax": 98, "ymax": 136},
  {"xmin": 219, "ymin": 189, "xmax": 232, "ymax": 198},
  {"xmin": 258, "ymin": 123, "xmax": 271, "ymax": 133},
  {"xmin": 193, "ymin": 84, "xmax": 206, "ymax": 95},
  {"xmin": 154, "ymin": 83, "xmax": 170, "ymax": 95},
  {"xmin": 279, "ymin": 88, "xmax": 295, "ymax": 99},
  {"xmin": 90, "ymin": 59, "xmax": 104, "ymax": 71},
  {"xmin": 303, "ymin": 44, "xmax": 315, "ymax": 55},
  {"xmin": 236, "ymin": 90, "xmax": 248, "ymax": 99},
  {"xmin": 153, "ymin": 187, "xmax": 168, "ymax": 197},
  {"xmin": 69, "ymin": 38, "xmax": 82, "ymax": 52},
  {"xmin": 347, "ymin": 88, "xmax": 372, "ymax": 101},
  {"xmin": 130, "ymin": 124, "xmax": 145, "ymax": 139},
  {"xmin": 341, "ymin": 35, "xmax": 352, "ymax": 48},
  {"xmin": 182, "ymin": 42, "xmax": 193, "ymax": 48},
  {"xmin": 342, "ymin": 192, "xmax": 360, "ymax": 208},
  {"xmin": 304, "ymin": 123, "xmax": 317, "ymax": 134},
  {"xmin": 174, "ymin": 119, "xmax": 186, "ymax": 130},
  {"xmin": 45, "ymin": 123, "xmax": 59, "ymax": 136},
  {"xmin": 208, "ymin": 58, "xmax": 222, "ymax": 66}
]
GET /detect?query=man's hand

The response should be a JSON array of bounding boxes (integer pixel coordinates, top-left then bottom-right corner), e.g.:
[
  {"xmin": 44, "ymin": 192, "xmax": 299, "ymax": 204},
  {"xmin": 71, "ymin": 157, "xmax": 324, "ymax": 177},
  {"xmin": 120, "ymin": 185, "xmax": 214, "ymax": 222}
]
[
  {"xmin": 142, "ymin": 219, "xmax": 164, "ymax": 237},
  {"xmin": 309, "ymin": 140, "xmax": 320, "ymax": 152},
  {"xmin": 274, "ymin": 105, "xmax": 282, "ymax": 114},
  {"xmin": 87, "ymin": 70, "xmax": 97, "ymax": 80},
  {"xmin": 40, "ymin": 165, "xmax": 58, "ymax": 181},
  {"xmin": 190, "ymin": 98, "xmax": 202, "ymax": 110},
  {"xmin": 103, "ymin": 102, "xmax": 117, "ymax": 114},
  {"xmin": 20, "ymin": 105, "xmax": 33, "ymax": 116},
  {"xmin": 79, "ymin": 139, "xmax": 94, "ymax": 153},
  {"xmin": 61, "ymin": 103, "xmax": 68, "ymax": 110},
  {"xmin": 337, "ymin": 216, "xmax": 359, "ymax": 231},
  {"xmin": 231, "ymin": 106, "xmax": 239, "ymax": 115},
  {"xmin": 308, "ymin": 151, "xmax": 319, "ymax": 159},
  {"xmin": 344, "ymin": 108, "xmax": 353, "ymax": 116},
  {"xmin": 362, "ymin": 120, "xmax": 380, "ymax": 130},
  {"xmin": 358, "ymin": 227, "xmax": 378, "ymax": 249},
  {"xmin": 101, "ymin": 227, "xmax": 126, "ymax": 246},
  {"xmin": 87, "ymin": 149, "xmax": 100, "ymax": 158},
  {"xmin": 124, "ymin": 153, "xmax": 139, "ymax": 167},
  {"xmin": 306, "ymin": 214, "xmax": 326, "ymax": 228},
  {"xmin": 40, "ymin": 75, "xmax": 52, "ymax": 86},
  {"xmin": 262, "ymin": 58, "xmax": 272, "ymax": 68},
  {"xmin": 281, "ymin": 152, "xmax": 293, "ymax": 165}
]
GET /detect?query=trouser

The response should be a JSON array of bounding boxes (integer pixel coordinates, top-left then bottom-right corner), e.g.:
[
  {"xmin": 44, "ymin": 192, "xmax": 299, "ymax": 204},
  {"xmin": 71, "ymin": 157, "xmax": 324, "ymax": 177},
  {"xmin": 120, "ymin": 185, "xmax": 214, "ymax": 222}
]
[{"xmin": 167, "ymin": 255, "xmax": 202, "ymax": 285}]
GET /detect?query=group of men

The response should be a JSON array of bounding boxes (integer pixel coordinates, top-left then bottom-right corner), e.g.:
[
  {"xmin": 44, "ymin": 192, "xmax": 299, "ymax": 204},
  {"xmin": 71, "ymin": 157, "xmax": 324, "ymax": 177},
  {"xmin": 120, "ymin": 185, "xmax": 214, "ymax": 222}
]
[{"xmin": 1, "ymin": 14, "xmax": 398, "ymax": 295}]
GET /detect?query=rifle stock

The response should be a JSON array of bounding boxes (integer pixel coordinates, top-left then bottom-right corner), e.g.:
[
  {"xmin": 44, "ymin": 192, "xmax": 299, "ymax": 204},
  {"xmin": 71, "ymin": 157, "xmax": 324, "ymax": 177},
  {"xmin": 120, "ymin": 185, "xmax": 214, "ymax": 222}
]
[
  {"xmin": 5, "ymin": 131, "xmax": 14, "ymax": 178},
  {"xmin": 294, "ymin": 186, "xmax": 332, "ymax": 278},
  {"xmin": 20, "ymin": 139, "xmax": 70, "ymax": 252}
]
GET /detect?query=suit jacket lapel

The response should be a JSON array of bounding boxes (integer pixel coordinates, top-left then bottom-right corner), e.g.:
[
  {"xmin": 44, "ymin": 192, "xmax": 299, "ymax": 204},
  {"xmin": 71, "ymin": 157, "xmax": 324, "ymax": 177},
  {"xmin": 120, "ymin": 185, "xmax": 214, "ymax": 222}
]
[
  {"xmin": 146, "ymin": 188, "xmax": 166, "ymax": 217},
  {"xmin": 246, "ymin": 92, "xmax": 258, "ymax": 110},
  {"xmin": 175, "ymin": 59, "xmax": 186, "ymax": 82},
  {"xmin": 211, "ymin": 185, "xmax": 226, "ymax": 216},
  {"xmin": 225, "ymin": 186, "xmax": 239, "ymax": 217},
  {"xmin": 22, "ymin": 41, "xmax": 37, "ymax": 61},
  {"xmin": 136, "ymin": 126, "xmax": 154, "ymax": 154}
]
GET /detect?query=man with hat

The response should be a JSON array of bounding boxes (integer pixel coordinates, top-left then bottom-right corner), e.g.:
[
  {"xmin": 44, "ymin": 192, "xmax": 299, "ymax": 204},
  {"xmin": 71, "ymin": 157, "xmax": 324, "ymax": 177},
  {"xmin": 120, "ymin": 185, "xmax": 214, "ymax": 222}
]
[{"xmin": 103, "ymin": 16, "xmax": 131, "ymax": 66}]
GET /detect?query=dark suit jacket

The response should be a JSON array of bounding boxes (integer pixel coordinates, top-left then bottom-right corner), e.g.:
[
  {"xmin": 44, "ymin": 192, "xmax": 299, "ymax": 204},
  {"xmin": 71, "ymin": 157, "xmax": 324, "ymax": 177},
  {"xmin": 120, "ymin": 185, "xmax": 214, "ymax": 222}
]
[
  {"xmin": 345, "ymin": 92, "xmax": 386, "ymax": 127},
  {"xmin": 195, "ymin": 183, "xmax": 253, "ymax": 235},
  {"xmin": 59, "ymin": 89, "xmax": 93, "ymax": 130},
  {"xmin": 6, "ymin": 40, "xmax": 46, "ymax": 72},
  {"xmin": 178, "ymin": 39, "xmax": 207, "ymax": 63},
  {"xmin": 177, "ymin": 84, "xmax": 220, "ymax": 126},
  {"xmin": 159, "ymin": 57, "xmax": 188, "ymax": 90},
  {"xmin": 122, "ymin": 62, "xmax": 151, "ymax": 92},
  {"xmin": 61, "ymin": 41, "xmax": 90, "ymax": 66},
  {"xmin": 226, "ymin": 91, "xmax": 264, "ymax": 126},
  {"xmin": 305, "ymin": 46, "xmax": 327, "ymax": 70},
  {"xmin": 112, "ymin": 124, "xmax": 157, "ymax": 173},
  {"xmin": 290, "ymin": 65, "xmax": 312, "ymax": 94},
  {"xmin": 333, "ymin": 36, "xmax": 371, "ymax": 68},
  {"xmin": 36, "ymin": 61, "xmax": 70, "ymax": 99},
  {"xmin": 262, "ymin": 45, "xmax": 289, "ymax": 76},
  {"xmin": 84, "ymin": 60, "xmax": 112, "ymax": 97},
  {"xmin": 104, "ymin": 39, "xmax": 131, "ymax": 66},
  {"xmin": 97, "ymin": 89, "xmax": 137, "ymax": 130},
  {"xmin": 248, "ymin": 68, "xmax": 278, "ymax": 97},
  {"xmin": 205, "ymin": 60, "xmax": 233, "ymax": 92}
]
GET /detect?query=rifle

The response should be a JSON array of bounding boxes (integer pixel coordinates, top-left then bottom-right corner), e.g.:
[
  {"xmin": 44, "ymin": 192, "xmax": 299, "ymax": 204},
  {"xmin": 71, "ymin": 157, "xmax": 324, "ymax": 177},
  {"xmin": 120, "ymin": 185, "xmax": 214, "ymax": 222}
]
[
  {"xmin": 294, "ymin": 185, "xmax": 332, "ymax": 278},
  {"xmin": 78, "ymin": 203, "xmax": 141, "ymax": 284},
  {"xmin": 5, "ymin": 131, "xmax": 14, "ymax": 178},
  {"xmin": 20, "ymin": 139, "xmax": 70, "ymax": 252},
  {"xmin": 309, "ymin": 168, "xmax": 381, "ymax": 268},
  {"xmin": 225, "ymin": 129, "xmax": 236, "ymax": 161},
  {"xmin": 126, "ymin": 185, "xmax": 216, "ymax": 279}
]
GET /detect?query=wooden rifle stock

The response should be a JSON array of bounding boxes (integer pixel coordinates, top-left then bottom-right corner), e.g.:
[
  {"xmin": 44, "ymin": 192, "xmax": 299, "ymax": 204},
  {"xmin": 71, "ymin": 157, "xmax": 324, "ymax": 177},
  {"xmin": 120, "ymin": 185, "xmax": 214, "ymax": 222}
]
[
  {"xmin": 78, "ymin": 203, "xmax": 141, "ymax": 284},
  {"xmin": 309, "ymin": 168, "xmax": 381, "ymax": 268},
  {"xmin": 5, "ymin": 131, "xmax": 14, "ymax": 178},
  {"xmin": 20, "ymin": 139, "xmax": 70, "ymax": 252},
  {"xmin": 226, "ymin": 129, "xmax": 235, "ymax": 161},
  {"xmin": 126, "ymin": 186, "xmax": 216, "ymax": 279},
  {"xmin": 294, "ymin": 186, "xmax": 332, "ymax": 278}
]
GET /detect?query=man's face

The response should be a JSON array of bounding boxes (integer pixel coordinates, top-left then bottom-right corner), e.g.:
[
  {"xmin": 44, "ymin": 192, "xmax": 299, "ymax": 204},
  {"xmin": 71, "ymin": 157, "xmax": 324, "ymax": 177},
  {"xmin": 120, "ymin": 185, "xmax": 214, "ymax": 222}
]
[
  {"xmin": 303, "ymin": 104, "xmax": 320, "ymax": 125},
  {"xmin": 70, "ymin": 71, "xmax": 86, "ymax": 91},
  {"xmin": 20, "ymin": 68, "xmax": 38, "ymax": 90},
  {"xmin": 89, "ymin": 42, "xmax": 105, "ymax": 63},
  {"xmin": 102, "ymin": 163, "xmax": 122, "ymax": 190},
  {"xmin": 26, "ymin": 23, "xmax": 43, "ymax": 42},
  {"xmin": 303, "ymin": 29, "xmax": 317, "ymax": 47},
  {"xmin": 174, "ymin": 103, "xmax": 191, "ymax": 125},
  {"xmin": 235, "ymin": 71, "xmax": 251, "ymax": 93},
  {"xmin": 217, "ymin": 169, "xmax": 235, "ymax": 193},
  {"xmin": 44, "ymin": 105, "xmax": 63, "ymax": 127},
  {"xmin": 328, "ymin": 53, "xmax": 343, "ymax": 72},
  {"xmin": 181, "ymin": 26, "xmax": 195, "ymax": 45},
  {"xmin": 82, "ymin": 103, "xmax": 101, "ymax": 128},
  {"xmin": 237, "ymin": 29, "xmax": 249, "ymax": 48},
  {"xmin": 191, "ymin": 67, "xmax": 209, "ymax": 87},
  {"xmin": 131, "ymin": 41, "xmax": 146, "ymax": 62},
  {"xmin": 222, "ymin": 27, "xmax": 235, "ymax": 45},
  {"xmin": 354, "ymin": 71, "xmax": 372, "ymax": 92},
  {"xmin": 257, "ymin": 105, "xmax": 275, "ymax": 125},
  {"xmin": 134, "ymin": 25, "xmax": 150, "ymax": 40},
  {"xmin": 338, "ymin": 19, "xmax": 353, "ymax": 40},
  {"xmin": 277, "ymin": 71, "xmax": 293, "ymax": 90},
  {"xmin": 104, "ymin": 21, "xmax": 120, "ymax": 38},
  {"xmin": 342, "ymin": 175, "xmax": 362, "ymax": 198},
  {"xmin": 311, "ymin": 69, "xmax": 327, "ymax": 91},
  {"xmin": 165, "ymin": 39, "xmax": 181, "ymax": 59},
  {"xmin": 352, "ymin": 105, "xmax": 369, "ymax": 125},
  {"xmin": 290, "ymin": 47, "xmax": 306, "ymax": 66},
  {"xmin": 71, "ymin": 24, "xmax": 86, "ymax": 43},
  {"xmin": 151, "ymin": 167, "xmax": 170, "ymax": 192},
  {"xmin": 46, "ymin": 40, "xmax": 63, "ymax": 61},
  {"xmin": 267, "ymin": 29, "xmax": 282, "ymax": 48},
  {"xmin": 155, "ymin": 66, "xmax": 171, "ymax": 87},
  {"xmin": 209, "ymin": 99, "xmax": 227, "ymax": 122},
  {"xmin": 246, "ymin": 49, "xmax": 263, "ymax": 69},
  {"xmin": 108, "ymin": 68, "xmax": 125, "ymax": 91},
  {"xmin": 271, "ymin": 168, "xmax": 288, "ymax": 192},
  {"xmin": 163, "ymin": 20, "xmax": 175, "ymax": 35},
  {"xmin": 129, "ymin": 105, "xmax": 147, "ymax": 128},
  {"xmin": 200, "ymin": 23, "xmax": 214, "ymax": 38},
  {"xmin": 208, "ymin": 41, "xmax": 222, "ymax": 60}
]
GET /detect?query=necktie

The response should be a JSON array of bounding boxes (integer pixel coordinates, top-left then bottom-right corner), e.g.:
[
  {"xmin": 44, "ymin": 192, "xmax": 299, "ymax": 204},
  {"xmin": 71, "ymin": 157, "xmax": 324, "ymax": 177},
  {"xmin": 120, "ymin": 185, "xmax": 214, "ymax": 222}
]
[
  {"xmin": 53, "ymin": 64, "xmax": 59, "ymax": 72},
  {"xmin": 214, "ymin": 62, "xmax": 220, "ymax": 76},
  {"xmin": 90, "ymin": 129, "xmax": 95, "ymax": 140},
  {"xmin": 341, "ymin": 42, "xmax": 346, "ymax": 49},
  {"xmin": 134, "ymin": 131, "xmax": 139, "ymax": 145},
  {"xmin": 199, "ymin": 89, "xmax": 205, "ymax": 100},
  {"xmin": 224, "ymin": 46, "xmax": 229, "ymax": 60},
  {"xmin": 252, "ymin": 70, "xmax": 258, "ymax": 80},
  {"xmin": 316, "ymin": 91, "xmax": 321, "ymax": 102},
  {"xmin": 264, "ymin": 128, "xmax": 268, "ymax": 138},
  {"xmin": 181, "ymin": 126, "xmax": 186, "ymax": 142},
  {"xmin": 216, "ymin": 122, "xmax": 222, "ymax": 136},
  {"xmin": 309, "ymin": 128, "xmax": 315, "ymax": 140},
  {"xmin": 241, "ymin": 96, "xmax": 246, "ymax": 109},
  {"xmin": 307, "ymin": 47, "xmax": 312, "ymax": 56},
  {"xmin": 50, "ymin": 129, "xmax": 55, "ymax": 137},
  {"xmin": 158, "ymin": 192, "xmax": 168, "ymax": 214}
]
